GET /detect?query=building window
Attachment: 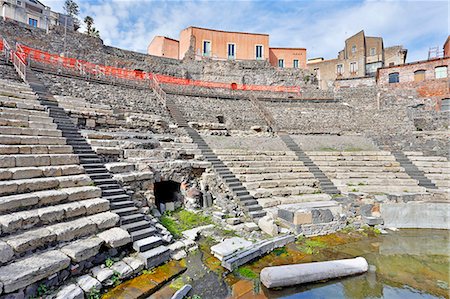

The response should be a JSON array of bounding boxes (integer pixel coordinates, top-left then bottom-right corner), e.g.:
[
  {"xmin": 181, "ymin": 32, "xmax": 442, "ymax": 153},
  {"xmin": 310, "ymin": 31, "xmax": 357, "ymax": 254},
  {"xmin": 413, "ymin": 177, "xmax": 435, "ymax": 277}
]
[
  {"xmin": 227, "ymin": 43, "xmax": 235, "ymax": 59},
  {"xmin": 442, "ymin": 99, "xmax": 450, "ymax": 111},
  {"xmin": 28, "ymin": 18, "xmax": 38, "ymax": 27},
  {"xmin": 255, "ymin": 45, "xmax": 263, "ymax": 60},
  {"xmin": 293, "ymin": 59, "xmax": 299, "ymax": 69},
  {"xmin": 370, "ymin": 48, "xmax": 376, "ymax": 56},
  {"xmin": 314, "ymin": 68, "xmax": 320, "ymax": 80},
  {"xmin": 351, "ymin": 45, "xmax": 356, "ymax": 53},
  {"xmin": 435, "ymin": 66, "xmax": 448, "ymax": 79},
  {"xmin": 350, "ymin": 62, "xmax": 358, "ymax": 73},
  {"xmin": 278, "ymin": 59, "xmax": 284, "ymax": 68},
  {"xmin": 336, "ymin": 64, "xmax": 343, "ymax": 75},
  {"xmin": 414, "ymin": 70, "xmax": 426, "ymax": 82},
  {"xmin": 202, "ymin": 40, "xmax": 211, "ymax": 57},
  {"xmin": 388, "ymin": 72, "xmax": 399, "ymax": 83}
]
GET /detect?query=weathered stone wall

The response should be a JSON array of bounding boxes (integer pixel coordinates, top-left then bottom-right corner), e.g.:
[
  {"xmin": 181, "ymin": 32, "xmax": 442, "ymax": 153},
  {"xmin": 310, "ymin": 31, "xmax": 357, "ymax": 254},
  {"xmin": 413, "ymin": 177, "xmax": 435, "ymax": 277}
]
[
  {"xmin": 169, "ymin": 94, "xmax": 266, "ymax": 130},
  {"xmin": 0, "ymin": 19, "xmax": 312, "ymax": 86},
  {"xmin": 0, "ymin": 62, "xmax": 22, "ymax": 82},
  {"xmin": 334, "ymin": 77, "xmax": 376, "ymax": 89},
  {"xmin": 35, "ymin": 72, "xmax": 170, "ymax": 120}
]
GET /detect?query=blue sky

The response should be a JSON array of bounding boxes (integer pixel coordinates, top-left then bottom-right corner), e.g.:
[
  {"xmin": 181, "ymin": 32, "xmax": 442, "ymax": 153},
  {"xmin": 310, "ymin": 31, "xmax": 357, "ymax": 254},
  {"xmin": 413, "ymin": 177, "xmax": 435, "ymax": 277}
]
[{"xmin": 45, "ymin": 0, "xmax": 449, "ymax": 62}]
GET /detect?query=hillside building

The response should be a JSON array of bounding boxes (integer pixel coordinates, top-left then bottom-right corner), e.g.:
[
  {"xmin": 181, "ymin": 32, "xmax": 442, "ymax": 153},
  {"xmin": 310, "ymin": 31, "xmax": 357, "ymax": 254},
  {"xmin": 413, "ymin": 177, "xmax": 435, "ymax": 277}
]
[{"xmin": 307, "ymin": 30, "xmax": 407, "ymax": 89}]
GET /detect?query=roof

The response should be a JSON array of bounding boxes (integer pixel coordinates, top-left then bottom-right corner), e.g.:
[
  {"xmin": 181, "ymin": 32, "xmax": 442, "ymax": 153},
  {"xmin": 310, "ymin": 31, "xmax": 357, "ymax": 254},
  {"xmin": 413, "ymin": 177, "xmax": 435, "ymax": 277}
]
[
  {"xmin": 444, "ymin": 35, "xmax": 450, "ymax": 48},
  {"xmin": 158, "ymin": 36, "xmax": 179, "ymax": 43},
  {"xmin": 270, "ymin": 47, "xmax": 306, "ymax": 51},
  {"xmin": 184, "ymin": 26, "xmax": 269, "ymax": 37}
]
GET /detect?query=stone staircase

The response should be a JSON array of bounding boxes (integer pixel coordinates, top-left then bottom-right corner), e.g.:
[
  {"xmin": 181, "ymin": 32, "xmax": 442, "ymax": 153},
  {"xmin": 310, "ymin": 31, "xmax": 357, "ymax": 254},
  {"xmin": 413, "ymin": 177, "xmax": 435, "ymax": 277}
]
[
  {"xmin": 307, "ymin": 151, "xmax": 427, "ymax": 194},
  {"xmin": 165, "ymin": 95, "xmax": 266, "ymax": 219},
  {"xmin": 392, "ymin": 151, "xmax": 438, "ymax": 190},
  {"xmin": 24, "ymin": 70, "xmax": 170, "ymax": 269},
  {"xmin": 279, "ymin": 133, "xmax": 340, "ymax": 195}
]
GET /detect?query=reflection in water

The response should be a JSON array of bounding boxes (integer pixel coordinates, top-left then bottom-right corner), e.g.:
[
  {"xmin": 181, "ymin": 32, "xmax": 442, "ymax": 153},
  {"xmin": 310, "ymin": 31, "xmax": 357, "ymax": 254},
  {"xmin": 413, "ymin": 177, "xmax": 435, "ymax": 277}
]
[{"xmin": 229, "ymin": 229, "xmax": 449, "ymax": 299}]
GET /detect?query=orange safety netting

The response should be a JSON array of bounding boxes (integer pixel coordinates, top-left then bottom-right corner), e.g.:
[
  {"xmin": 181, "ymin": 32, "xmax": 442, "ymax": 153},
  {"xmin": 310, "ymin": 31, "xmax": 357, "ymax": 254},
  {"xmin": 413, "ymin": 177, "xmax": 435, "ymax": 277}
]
[{"xmin": 17, "ymin": 44, "xmax": 300, "ymax": 93}]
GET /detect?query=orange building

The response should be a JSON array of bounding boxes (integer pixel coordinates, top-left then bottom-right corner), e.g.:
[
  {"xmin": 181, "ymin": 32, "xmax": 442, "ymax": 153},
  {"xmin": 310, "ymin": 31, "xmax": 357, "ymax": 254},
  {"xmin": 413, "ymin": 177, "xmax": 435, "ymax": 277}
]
[
  {"xmin": 444, "ymin": 35, "xmax": 450, "ymax": 58},
  {"xmin": 269, "ymin": 48, "xmax": 307, "ymax": 68},
  {"xmin": 147, "ymin": 36, "xmax": 179, "ymax": 59},
  {"xmin": 147, "ymin": 26, "xmax": 307, "ymax": 69}
]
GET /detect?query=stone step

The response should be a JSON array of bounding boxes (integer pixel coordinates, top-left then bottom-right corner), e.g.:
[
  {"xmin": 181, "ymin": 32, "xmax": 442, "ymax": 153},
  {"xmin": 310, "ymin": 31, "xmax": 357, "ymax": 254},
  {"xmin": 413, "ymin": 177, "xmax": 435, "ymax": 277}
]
[
  {"xmin": 122, "ymin": 220, "xmax": 152, "ymax": 233},
  {"xmin": 0, "ymin": 154, "xmax": 79, "ymax": 168},
  {"xmin": 0, "ymin": 135, "xmax": 67, "ymax": 145},
  {"xmin": 0, "ymin": 164, "xmax": 84, "ymax": 181},
  {"xmin": 121, "ymin": 213, "xmax": 145, "ymax": 225},
  {"xmin": 250, "ymin": 186, "xmax": 319, "ymax": 199},
  {"xmin": 88, "ymin": 173, "xmax": 112, "ymax": 180},
  {"xmin": 0, "ymin": 250, "xmax": 70, "ymax": 294},
  {"xmin": 0, "ymin": 197, "xmax": 109, "ymax": 235},
  {"xmin": 0, "ymin": 174, "xmax": 92, "ymax": 196},
  {"xmin": 0, "ymin": 126, "xmax": 62, "ymax": 137},
  {"xmin": 0, "ymin": 144, "xmax": 73, "ymax": 155},
  {"xmin": 138, "ymin": 245, "xmax": 170, "ymax": 268},
  {"xmin": 244, "ymin": 204, "xmax": 263, "ymax": 212},
  {"xmin": 258, "ymin": 193, "xmax": 332, "ymax": 208},
  {"xmin": 133, "ymin": 236, "xmax": 163, "ymax": 252},
  {"xmin": 240, "ymin": 199, "xmax": 259, "ymax": 206},
  {"xmin": 249, "ymin": 210, "xmax": 266, "ymax": 219},
  {"xmin": 102, "ymin": 188, "xmax": 126, "ymax": 197},
  {"xmin": 130, "ymin": 227, "xmax": 158, "ymax": 242},
  {"xmin": 111, "ymin": 201, "xmax": 135, "ymax": 209},
  {"xmin": 113, "ymin": 207, "xmax": 138, "ymax": 216},
  {"xmin": 103, "ymin": 193, "xmax": 130, "ymax": 202}
]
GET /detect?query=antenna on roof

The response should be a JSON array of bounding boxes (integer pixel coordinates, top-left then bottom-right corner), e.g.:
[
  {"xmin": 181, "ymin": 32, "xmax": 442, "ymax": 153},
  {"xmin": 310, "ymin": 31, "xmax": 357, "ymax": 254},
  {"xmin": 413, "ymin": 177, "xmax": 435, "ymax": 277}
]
[{"xmin": 428, "ymin": 46, "xmax": 443, "ymax": 60}]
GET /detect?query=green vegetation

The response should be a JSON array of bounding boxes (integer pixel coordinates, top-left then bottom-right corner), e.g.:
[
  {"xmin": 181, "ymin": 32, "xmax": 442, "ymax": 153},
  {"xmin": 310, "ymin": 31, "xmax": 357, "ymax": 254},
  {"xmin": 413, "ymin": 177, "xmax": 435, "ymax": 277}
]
[
  {"xmin": 141, "ymin": 268, "xmax": 156, "ymax": 275},
  {"xmin": 105, "ymin": 258, "xmax": 114, "ymax": 268},
  {"xmin": 351, "ymin": 188, "xmax": 359, "ymax": 192},
  {"xmin": 272, "ymin": 247, "xmax": 288, "ymax": 256},
  {"xmin": 160, "ymin": 209, "xmax": 213, "ymax": 238},
  {"xmin": 237, "ymin": 267, "xmax": 258, "ymax": 279},
  {"xmin": 296, "ymin": 238, "xmax": 327, "ymax": 254},
  {"xmin": 358, "ymin": 182, "xmax": 366, "ymax": 186},
  {"xmin": 87, "ymin": 287, "xmax": 101, "ymax": 299},
  {"xmin": 110, "ymin": 271, "xmax": 122, "ymax": 287},
  {"xmin": 36, "ymin": 283, "xmax": 48, "ymax": 297}
]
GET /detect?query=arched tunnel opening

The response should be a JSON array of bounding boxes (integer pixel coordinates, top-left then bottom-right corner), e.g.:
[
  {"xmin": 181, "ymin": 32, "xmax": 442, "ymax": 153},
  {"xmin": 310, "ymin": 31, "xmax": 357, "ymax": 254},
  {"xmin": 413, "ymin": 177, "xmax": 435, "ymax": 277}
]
[{"xmin": 154, "ymin": 180, "xmax": 182, "ymax": 213}]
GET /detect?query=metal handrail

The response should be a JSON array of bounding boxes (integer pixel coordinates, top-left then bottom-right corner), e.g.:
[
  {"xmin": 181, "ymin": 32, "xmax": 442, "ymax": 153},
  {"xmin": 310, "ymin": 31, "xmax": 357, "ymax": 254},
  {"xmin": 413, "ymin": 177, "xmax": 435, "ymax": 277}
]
[
  {"xmin": 3, "ymin": 38, "xmax": 11, "ymax": 62},
  {"xmin": 12, "ymin": 52, "xmax": 27, "ymax": 81}
]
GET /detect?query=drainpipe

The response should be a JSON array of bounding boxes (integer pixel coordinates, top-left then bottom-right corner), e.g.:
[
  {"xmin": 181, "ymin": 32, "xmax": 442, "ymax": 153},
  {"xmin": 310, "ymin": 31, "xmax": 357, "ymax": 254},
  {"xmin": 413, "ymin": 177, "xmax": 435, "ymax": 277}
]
[{"xmin": 2, "ymin": 2, "xmax": 7, "ymax": 21}]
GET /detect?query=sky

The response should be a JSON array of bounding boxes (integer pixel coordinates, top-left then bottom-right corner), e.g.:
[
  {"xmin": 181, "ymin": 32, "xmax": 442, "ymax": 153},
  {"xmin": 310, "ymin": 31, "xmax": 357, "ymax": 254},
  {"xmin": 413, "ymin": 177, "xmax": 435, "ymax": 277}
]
[{"xmin": 44, "ymin": 0, "xmax": 449, "ymax": 63}]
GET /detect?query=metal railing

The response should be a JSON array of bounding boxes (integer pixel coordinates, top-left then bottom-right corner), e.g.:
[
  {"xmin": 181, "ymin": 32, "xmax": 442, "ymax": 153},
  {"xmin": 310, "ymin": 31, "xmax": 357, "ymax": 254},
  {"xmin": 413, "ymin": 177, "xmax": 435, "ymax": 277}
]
[
  {"xmin": 2, "ymin": 38, "xmax": 11, "ymax": 62},
  {"xmin": 12, "ymin": 51, "xmax": 27, "ymax": 81},
  {"xmin": 249, "ymin": 94, "xmax": 278, "ymax": 132},
  {"xmin": 150, "ymin": 75, "xmax": 167, "ymax": 107}
]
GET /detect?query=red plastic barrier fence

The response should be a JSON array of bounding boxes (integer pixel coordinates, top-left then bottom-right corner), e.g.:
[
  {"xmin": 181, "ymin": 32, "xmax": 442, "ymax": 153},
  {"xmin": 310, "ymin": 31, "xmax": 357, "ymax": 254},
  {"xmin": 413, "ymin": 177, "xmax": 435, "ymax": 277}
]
[
  {"xmin": 0, "ymin": 39, "xmax": 3, "ymax": 52},
  {"xmin": 17, "ymin": 44, "xmax": 300, "ymax": 93}
]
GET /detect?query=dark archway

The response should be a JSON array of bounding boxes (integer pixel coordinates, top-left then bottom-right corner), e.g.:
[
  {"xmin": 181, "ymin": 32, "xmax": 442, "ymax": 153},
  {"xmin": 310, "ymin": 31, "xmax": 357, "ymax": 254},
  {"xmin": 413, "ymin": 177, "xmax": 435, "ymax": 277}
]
[{"xmin": 154, "ymin": 181, "xmax": 181, "ymax": 212}]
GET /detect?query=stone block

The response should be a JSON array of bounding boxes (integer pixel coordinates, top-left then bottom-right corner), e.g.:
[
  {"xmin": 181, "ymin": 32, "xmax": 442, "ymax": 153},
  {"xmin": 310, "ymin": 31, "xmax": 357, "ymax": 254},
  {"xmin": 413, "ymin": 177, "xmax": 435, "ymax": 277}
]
[
  {"xmin": 91, "ymin": 266, "xmax": 114, "ymax": 283},
  {"xmin": 0, "ymin": 156, "xmax": 15, "ymax": 168},
  {"xmin": 0, "ymin": 193, "xmax": 39, "ymax": 213},
  {"xmin": 110, "ymin": 261, "xmax": 133, "ymax": 279},
  {"xmin": 210, "ymin": 237, "xmax": 253, "ymax": 261},
  {"xmin": 0, "ymin": 250, "xmax": 70, "ymax": 293},
  {"xmin": 63, "ymin": 202, "xmax": 87, "ymax": 218},
  {"xmin": 0, "ymin": 213, "xmax": 23, "ymax": 233},
  {"xmin": 258, "ymin": 216, "xmax": 279, "ymax": 236},
  {"xmin": 0, "ymin": 241, "xmax": 14, "ymax": 264},
  {"xmin": 48, "ymin": 218, "xmax": 97, "ymax": 242},
  {"xmin": 171, "ymin": 284, "xmax": 192, "ymax": 299},
  {"xmin": 60, "ymin": 237, "xmax": 104, "ymax": 262},
  {"xmin": 122, "ymin": 257, "xmax": 145, "ymax": 274},
  {"xmin": 76, "ymin": 274, "xmax": 101, "ymax": 293},
  {"xmin": 97, "ymin": 227, "xmax": 131, "ymax": 248},
  {"xmin": 243, "ymin": 222, "xmax": 259, "ymax": 232},
  {"xmin": 65, "ymin": 186, "xmax": 101, "ymax": 202},
  {"xmin": 83, "ymin": 198, "xmax": 110, "ymax": 214},
  {"xmin": 38, "ymin": 206, "xmax": 65, "ymax": 224},
  {"xmin": 55, "ymin": 284, "xmax": 84, "ymax": 299},
  {"xmin": 37, "ymin": 189, "xmax": 68, "ymax": 205},
  {"xmin": 293, "ymin": 210, "xmax": 313, "ymax": 225},
  {"xmin": 5, "ymin": 228, "xmax": 56, "ymax": 253},
  {"xmin": 88, "ymin": 212, "xmax": 120, "ymax": 230}
]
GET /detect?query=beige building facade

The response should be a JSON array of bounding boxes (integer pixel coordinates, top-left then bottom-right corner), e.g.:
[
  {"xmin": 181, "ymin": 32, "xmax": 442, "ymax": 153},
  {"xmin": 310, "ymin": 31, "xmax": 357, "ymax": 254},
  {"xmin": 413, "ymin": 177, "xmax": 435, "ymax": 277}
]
[
  {"xmin": 307, "ymin": 30, "xmax": 407, "ymax": 89},
  {"xmin": 1, "ymin": 0, "xmax": 72, "ymax": 30}
]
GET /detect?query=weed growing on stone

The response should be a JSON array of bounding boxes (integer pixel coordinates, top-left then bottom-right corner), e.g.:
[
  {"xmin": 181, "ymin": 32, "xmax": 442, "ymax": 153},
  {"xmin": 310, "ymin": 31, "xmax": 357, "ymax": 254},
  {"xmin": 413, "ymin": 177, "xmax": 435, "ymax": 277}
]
[
  {"xmin": 105, "ymin": 258, "xmax": 114, "ymax": 268},
  {"xmin": 161, "ymin": 209, "xmax": 212, "ymax": 238},
  {"xmin": 272, "ymin": 247, "xmax": 288, "ymax": 256},
  {"xmin": 36, "ymin": 283, "xmax": 48, "ymax": 297},
  {"xmin": 141, "ymin": 268, "xmax": 156, "ymax": 275},
  {"xmin": 237, "ymin": 267, "xmax": 259, "ymax": 279},
  {"xmin": 296, "ymin": 239, "xmax": 327, "ymax": 254},
  {"xmin": 111, "ymin": 271, "xmax": 122, "ymax": 287},
  {"xmin": 88, "ymin": 287, "xmax": 101, "ymax": 299}
]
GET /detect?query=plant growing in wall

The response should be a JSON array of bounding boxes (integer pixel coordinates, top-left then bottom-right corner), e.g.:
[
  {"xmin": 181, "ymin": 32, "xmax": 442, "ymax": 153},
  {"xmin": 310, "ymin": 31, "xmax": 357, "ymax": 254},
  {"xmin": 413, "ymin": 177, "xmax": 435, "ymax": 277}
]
[{"xmin": 84, "ymin": 16, "xmax": 101, "ymax": 38}]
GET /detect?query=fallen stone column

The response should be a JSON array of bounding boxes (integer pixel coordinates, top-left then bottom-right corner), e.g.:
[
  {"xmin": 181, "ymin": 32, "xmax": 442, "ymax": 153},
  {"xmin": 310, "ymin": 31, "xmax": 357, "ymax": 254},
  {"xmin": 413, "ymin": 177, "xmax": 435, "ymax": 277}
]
[{"xmin": 260, "ymin": 257, "xmax": 368, "ymax": 289}]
